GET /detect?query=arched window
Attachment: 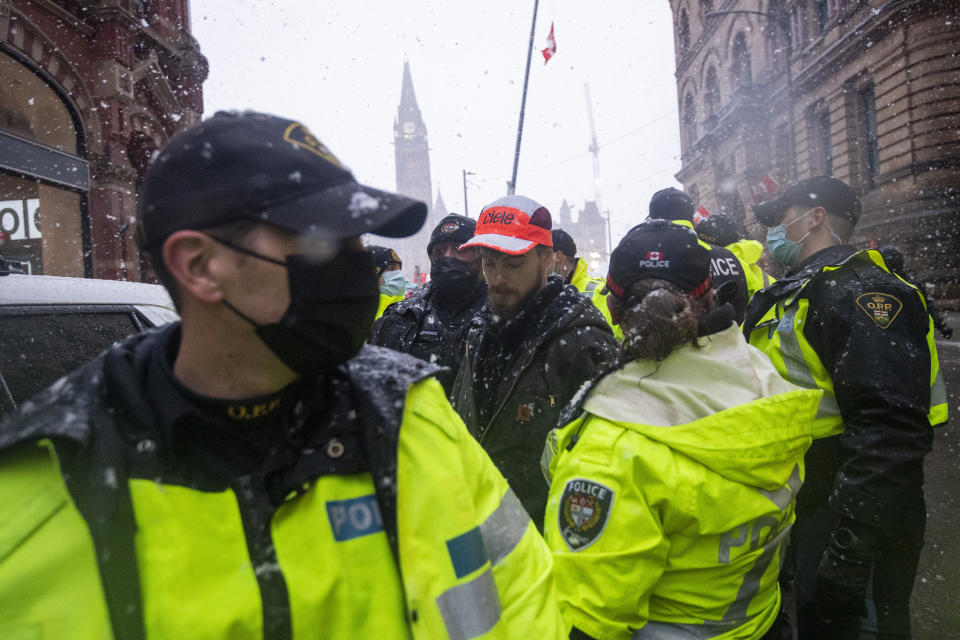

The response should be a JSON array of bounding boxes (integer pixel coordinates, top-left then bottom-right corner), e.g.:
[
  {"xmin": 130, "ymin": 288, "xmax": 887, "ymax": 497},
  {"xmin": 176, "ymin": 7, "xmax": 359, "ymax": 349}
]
[
  {"xmin": 679, "ymin": 10, "xmax": 691, "ymax": 53},
  {"xmin": 0, "ymin": 48, "xmax": 87, "ymax": 276},
  {"xmin": 683, "ymin": 93, "xmax": 697, "ymax": 151},
  {"xmin": 705, "ymin": 66, "xmax": 720, "ymax": 118},
  {"xmin": 731, "ymin": 32, "xmax": 752, "ymax": 87}
]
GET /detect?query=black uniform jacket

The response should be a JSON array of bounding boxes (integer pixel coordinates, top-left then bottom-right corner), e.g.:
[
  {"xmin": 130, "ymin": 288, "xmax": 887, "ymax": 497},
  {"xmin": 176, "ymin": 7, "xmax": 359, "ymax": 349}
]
[
  {"xmin": 370, "ymin": 280, "xmax": 487, "ymax": 395},
  {"xmin": 451, "ymin": 276, "xmax": 620, "ymax": 530},
  {"xmin": 743, "ymin": 245, "xmax": 933, "ymax": 540}
]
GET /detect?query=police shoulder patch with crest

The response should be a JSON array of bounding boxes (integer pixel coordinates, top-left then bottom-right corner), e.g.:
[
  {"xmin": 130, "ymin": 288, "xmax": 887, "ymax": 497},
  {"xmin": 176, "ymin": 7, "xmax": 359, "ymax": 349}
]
[
  {"xmin": 856, "ymin": 292, "xmax": 903, "ymax": 329},
  {"xmin": 559, "ymin": 478, "xmax": 614, "ymax": 551}
]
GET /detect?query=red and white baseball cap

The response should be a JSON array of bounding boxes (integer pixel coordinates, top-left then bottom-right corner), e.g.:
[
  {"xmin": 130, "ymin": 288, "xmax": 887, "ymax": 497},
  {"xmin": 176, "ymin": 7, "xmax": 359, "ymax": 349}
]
[{"xmin": 460, "ymin": 195, "xmax": 553, "ymax": 255}]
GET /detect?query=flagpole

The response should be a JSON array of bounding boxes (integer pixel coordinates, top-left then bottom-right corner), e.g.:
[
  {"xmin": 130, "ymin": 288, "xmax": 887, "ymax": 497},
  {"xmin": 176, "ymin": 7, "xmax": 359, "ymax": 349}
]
[{"xmin": 507, "ymin": 0, "xmax": 540, "ymax": 195}]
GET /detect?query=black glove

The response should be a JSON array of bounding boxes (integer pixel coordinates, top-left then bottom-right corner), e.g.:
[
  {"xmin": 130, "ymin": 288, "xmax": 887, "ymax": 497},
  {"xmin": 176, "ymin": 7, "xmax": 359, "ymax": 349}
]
[{"xmin": 814, "ymin": 521, "xmax": 878, "ymax": 619}]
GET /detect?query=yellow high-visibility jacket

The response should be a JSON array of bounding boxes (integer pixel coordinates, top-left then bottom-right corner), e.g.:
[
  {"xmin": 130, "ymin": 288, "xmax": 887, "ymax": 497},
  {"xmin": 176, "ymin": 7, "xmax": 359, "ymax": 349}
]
[
  {"xmin": 726, "ymin": 239, "xmax": 775, "ymax": 299},
  {"xmin": 568, "ymin": 258, "xmax": 623, "ymax": 341},
  {"xmin": 542, "ymin": 325, "xmax": 819, "ymax": 640},
  {"xmin": 0, "ymin": 332, "xmax": 567, "ymax": 640},
  {"xmin": 376, "ymin": 292, "xmax": 405, "ymax": 321}
]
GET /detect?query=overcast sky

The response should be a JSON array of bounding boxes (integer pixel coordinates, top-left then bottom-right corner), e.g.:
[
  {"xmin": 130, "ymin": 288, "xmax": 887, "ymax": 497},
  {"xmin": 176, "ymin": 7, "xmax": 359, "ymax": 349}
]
[{"xmin": 191, "ymin": 0, "xmax": 682, "ymax": 248}]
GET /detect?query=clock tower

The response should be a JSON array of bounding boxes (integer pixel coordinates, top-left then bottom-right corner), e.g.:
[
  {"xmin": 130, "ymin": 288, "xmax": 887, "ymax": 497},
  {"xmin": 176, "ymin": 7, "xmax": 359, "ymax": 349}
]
[{"xmin": 391, "ymin": 61, "xmax": 434, "ymax": 279}]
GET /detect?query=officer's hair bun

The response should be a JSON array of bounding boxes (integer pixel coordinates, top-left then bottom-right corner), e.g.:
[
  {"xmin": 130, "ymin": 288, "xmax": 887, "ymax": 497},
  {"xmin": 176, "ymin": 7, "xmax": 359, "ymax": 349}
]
[{"xmin": 617, "ymin": 279, "xmax": 701, "ymax": 362}]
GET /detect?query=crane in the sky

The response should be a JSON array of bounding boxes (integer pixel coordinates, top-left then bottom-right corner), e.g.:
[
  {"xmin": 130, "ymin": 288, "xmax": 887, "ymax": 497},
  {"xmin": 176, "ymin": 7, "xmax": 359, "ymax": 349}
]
[{"xmin": 584, "ymin": 83, "xmax": 612, "ymax": 254}]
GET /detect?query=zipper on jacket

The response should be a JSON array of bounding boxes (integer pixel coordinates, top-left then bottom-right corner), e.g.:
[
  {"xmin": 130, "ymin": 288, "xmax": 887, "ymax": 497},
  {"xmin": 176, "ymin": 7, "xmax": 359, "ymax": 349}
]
[{"xmin": 234, "ymin": 475, "xmax": 293, "ymax": 640}]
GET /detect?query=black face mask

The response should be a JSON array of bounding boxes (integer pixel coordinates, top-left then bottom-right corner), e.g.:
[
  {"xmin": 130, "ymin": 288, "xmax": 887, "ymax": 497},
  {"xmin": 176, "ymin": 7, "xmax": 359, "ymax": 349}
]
[
  {"xmin": 430, "ymin": 256, "xmax": 480, "ymax": 307},
  {"xmin": 216, "ymin": 238, "xmax": 379, "ymax": 378}
]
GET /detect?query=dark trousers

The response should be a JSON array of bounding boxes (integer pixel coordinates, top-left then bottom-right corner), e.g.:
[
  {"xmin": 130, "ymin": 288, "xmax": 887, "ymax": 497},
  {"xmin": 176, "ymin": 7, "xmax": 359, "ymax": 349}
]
[{"xmin": 790, "ymin": 499, "xmax": 923, "ymax": 639}]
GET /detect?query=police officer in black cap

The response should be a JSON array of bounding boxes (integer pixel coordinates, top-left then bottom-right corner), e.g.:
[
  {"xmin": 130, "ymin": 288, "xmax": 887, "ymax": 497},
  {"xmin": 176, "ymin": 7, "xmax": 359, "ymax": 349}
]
[
  {"xmin": 371, "ymin": 213, "xmax": 487, "ymax": 394},
  {"xmin": 0, "ymin": 111, "xmax": 565, "ymax": 637},
  {"xmin": 743, "ymin": 175, "xmax": 948, "ymax": 639},
  {"xmin": 647, "ymin": 187, "xmax": 751, "ymax": 322}
]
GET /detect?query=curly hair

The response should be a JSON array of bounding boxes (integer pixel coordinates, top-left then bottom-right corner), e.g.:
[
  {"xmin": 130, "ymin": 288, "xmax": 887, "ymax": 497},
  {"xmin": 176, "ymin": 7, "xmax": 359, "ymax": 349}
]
[{"xmin": 609, "ymin": 278, "xmax": 712, "ymax": 362}]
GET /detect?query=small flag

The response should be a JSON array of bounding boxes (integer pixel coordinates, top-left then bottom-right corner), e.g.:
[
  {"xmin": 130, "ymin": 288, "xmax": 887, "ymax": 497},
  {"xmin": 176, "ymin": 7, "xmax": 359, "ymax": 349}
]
[
  {"xmin": 693, "ymin": 206, "xmax": 710, "ymax": 225},
  {"xmin": 750, "ymin": 172, "xmax": 781, "ymax": 204},
  {"xmin": 541, "ymin": 22, "xmax": 557, "ymax": 64}
]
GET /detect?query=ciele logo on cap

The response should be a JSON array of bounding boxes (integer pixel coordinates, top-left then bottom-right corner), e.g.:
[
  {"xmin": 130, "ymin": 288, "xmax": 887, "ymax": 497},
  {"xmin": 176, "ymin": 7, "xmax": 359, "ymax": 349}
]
[{"xmin": 283, "ymin": 122, "xmax": 343, "ymax": 168}]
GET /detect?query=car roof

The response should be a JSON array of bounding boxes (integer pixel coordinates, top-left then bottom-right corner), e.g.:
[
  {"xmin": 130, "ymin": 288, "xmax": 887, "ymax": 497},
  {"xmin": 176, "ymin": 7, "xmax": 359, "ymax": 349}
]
[{"xmin": 0, "ymin": 274, "xmax": 176, "ymax": 310}]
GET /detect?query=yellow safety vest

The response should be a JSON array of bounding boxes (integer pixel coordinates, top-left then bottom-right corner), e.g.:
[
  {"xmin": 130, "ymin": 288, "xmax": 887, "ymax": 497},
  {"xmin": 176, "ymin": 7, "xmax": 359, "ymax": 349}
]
[
  {"xmin": 542, "ymin": 326, "xmax": 820, "ymax": 640},
  {"xmin": 726, "ymin": 239, "xmax": 775, "ymax": 298},
  {"xmin": 0, "ymin": 379, "xmax": 567, "ymax": 639},
  {"xmin": 569, "ymin": 258, "xmax": 623, "ymax": 341},
  {"xmin": 746, "ymin": 249, "xmax": 948, "ymax": 438}
]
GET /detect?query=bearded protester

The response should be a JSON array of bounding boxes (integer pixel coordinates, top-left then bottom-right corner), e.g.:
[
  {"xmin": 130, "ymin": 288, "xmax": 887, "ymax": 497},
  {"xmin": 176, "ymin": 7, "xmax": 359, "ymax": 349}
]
[
  {"xmin": 542, "ymin": 220, "xmax": 819, "ymax": 640},
  {"xmin": 0, "ymin": 112, "xmax": 567, "ymax": 639},
  {"xmin": 371, "ymin": 214, "xmax": 486, "ymax": 394},
  {"xmin": 451, "ymin": 195, "xmax": 619, "ymax": 531}
]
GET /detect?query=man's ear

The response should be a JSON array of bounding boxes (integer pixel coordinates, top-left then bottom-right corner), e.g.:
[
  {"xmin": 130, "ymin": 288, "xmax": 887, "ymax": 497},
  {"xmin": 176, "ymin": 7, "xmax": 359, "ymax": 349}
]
[
  {"xmin": 809, "ymin": 206, "xmax": 828, "ymax": 229},
  {"xmin": 162, "ymin": 231, "xmax": 226, "ymax": 304}
]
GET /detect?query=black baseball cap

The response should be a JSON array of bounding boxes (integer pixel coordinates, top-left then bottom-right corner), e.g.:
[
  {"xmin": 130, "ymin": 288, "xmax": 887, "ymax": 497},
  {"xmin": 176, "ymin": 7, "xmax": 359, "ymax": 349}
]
[
  {"xmin": 137, "ymin": 111, "xmax": 427, "ymax": 248},
  {"xmin": 752, "ymin": 175, "xmax": 861, "ymax": 226},
  {"xmin": 551, "ymin": 229, "xmax": 577, "ymax": 257},
  {"xmin": 695, "ymin": 215, "xmax": 742, "ymax": 247},
  {"xmin": 368, "ymin": 245, "xmax": 402, "ymax": 276},
  {"xmin": 607, "ymin": 220, "xmax": 711, "ymax": 300},
  {"xmin": 649, "ymin": 187, "xmax": 695, "ymax": 221},
  {"xmin": 427, "ymin": 214, "xmax": 476, "ymax": 255}
]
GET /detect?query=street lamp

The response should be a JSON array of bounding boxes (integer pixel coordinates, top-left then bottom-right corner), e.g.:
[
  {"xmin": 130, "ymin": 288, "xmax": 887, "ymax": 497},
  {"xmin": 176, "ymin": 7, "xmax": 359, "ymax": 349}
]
[
  {"xmin": 705, "ymin": 8, "xmax": 796, "ymax": 180},
  {"xmin": 462, "ymin": 169, "xmax": 476, "ymax": 217}
]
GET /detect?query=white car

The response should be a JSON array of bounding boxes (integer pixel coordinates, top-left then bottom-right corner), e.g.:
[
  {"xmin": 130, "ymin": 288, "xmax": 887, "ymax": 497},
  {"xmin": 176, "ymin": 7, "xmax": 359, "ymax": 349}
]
[{"xmin": 0, "ymin": 273, "xmax": 179, "ymax": 417}]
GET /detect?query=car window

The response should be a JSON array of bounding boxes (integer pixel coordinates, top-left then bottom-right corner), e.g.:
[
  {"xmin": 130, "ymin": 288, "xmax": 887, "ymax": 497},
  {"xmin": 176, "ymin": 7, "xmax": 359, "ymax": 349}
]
[{"xmin": 0, "ymin": 307, "xmax": 144, "ymax": 416}]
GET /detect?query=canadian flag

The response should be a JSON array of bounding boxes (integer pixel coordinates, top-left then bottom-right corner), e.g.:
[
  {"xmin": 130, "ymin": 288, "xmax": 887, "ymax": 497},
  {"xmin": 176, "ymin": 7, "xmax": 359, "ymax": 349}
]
[
  {"xmin": 646, "ymin": 251, "xmax": 662, "ymax": 261},
  {"xmin": 541, "ymin": 23, "xmax": 557, "ymax": 64},
  {"xmin": 750, "ymin": 172, "xmax": 782, "ymax": 204},
  {"xmin": 693, "ymin": 206, "xmax": 710, "ymax": 225}
]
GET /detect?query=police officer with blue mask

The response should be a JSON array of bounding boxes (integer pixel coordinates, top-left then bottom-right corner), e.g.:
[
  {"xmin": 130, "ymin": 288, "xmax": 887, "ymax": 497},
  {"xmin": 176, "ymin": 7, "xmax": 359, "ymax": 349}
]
[
  {"xmin": 744, "ymin": 175, "xmax": 948, "ymax": 639},
  {"xmin": 369, "ymin": 245, "xmax": 406, "ymax": 320}
]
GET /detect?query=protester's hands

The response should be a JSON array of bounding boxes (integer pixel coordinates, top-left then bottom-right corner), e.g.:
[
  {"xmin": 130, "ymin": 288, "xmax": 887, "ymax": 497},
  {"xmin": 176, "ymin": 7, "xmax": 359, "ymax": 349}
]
[{"xmin": 814, "ymin": 521, "xmax": 878, "ymax": 619}]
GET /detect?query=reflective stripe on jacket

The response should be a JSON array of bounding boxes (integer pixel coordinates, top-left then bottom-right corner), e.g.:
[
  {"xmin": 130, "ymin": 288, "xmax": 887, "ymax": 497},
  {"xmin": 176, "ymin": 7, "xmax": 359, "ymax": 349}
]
[
  {"xmin": 0, "ymin": 370, "xmax": 566, "ymax": 639},
  {"xmin": 543, "ymin": 325, "xmax": 819, "ymax": 640},
  {"xmin": 745, "ymin": 249, "xmax": 947, "ymax": 438}
]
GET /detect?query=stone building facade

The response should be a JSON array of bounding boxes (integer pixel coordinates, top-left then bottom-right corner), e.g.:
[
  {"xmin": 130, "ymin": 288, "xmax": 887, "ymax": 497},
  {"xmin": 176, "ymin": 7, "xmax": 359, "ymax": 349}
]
[
  {"xmin": 669, "ymin": 0, "xmax": 960, "ymax": 304},
  {"xmin": 0, "ymin": 0, "xmax": 206, "ymax": 280}
]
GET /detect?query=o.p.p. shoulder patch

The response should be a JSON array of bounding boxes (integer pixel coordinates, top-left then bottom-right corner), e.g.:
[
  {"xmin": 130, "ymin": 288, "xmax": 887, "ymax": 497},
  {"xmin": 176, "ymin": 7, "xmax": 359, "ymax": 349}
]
[
  {"xmin": 559, "ymin": 478, "xmax": 614, "ymax": 551},
  {"xmin": 856, "ymin": 292, "xmax": 903, "ymax": 329}
]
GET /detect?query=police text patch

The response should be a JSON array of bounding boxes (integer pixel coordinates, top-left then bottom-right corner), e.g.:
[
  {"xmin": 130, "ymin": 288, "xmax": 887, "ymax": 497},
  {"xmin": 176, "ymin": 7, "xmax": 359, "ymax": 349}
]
[
  {"xmin": 856, "ymin": 292, "xmax": 903, "ymax": 329},
  {"xmin": 559, "ymin": 478, "xmax": 614, "ymax": 551},
  {"xmin": 326, "ymin": 495, "xmax": 384, "ymax": 541}
]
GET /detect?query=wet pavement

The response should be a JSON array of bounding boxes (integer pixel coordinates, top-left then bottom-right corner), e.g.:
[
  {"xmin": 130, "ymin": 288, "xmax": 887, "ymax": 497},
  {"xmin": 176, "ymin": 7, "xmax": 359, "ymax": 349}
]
[{"xmin": 912, "ymin": 338, "xmax": 960, "ymax": 636}]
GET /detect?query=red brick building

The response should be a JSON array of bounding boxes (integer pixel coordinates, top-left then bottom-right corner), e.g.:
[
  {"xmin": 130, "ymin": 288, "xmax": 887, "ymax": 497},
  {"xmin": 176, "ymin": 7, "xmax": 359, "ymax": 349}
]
[{"xmin": 0, "ymin": 0, "xmax": 206, "ymax": 280}]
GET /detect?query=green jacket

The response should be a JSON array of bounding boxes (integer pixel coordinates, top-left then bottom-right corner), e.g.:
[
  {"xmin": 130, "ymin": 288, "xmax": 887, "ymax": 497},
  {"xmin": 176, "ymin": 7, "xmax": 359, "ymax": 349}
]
[
  {"xmin": 0, "ymin": 327, "xmax": 567, "ymax": 640},
  {"xmin": 543, "ymin": 325, "xmax": 819, "ymax": 639}
]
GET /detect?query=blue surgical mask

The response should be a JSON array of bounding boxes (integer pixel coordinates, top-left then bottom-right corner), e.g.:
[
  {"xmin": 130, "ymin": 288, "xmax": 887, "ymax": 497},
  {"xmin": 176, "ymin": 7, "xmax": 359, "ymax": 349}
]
[
  {"xmin": 380, "ymin": 270, "xmax": 406, "ymax": 297},
  {"xmin": 766, "ymin": 210, "xmax": 813, "ymax": 267}
]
